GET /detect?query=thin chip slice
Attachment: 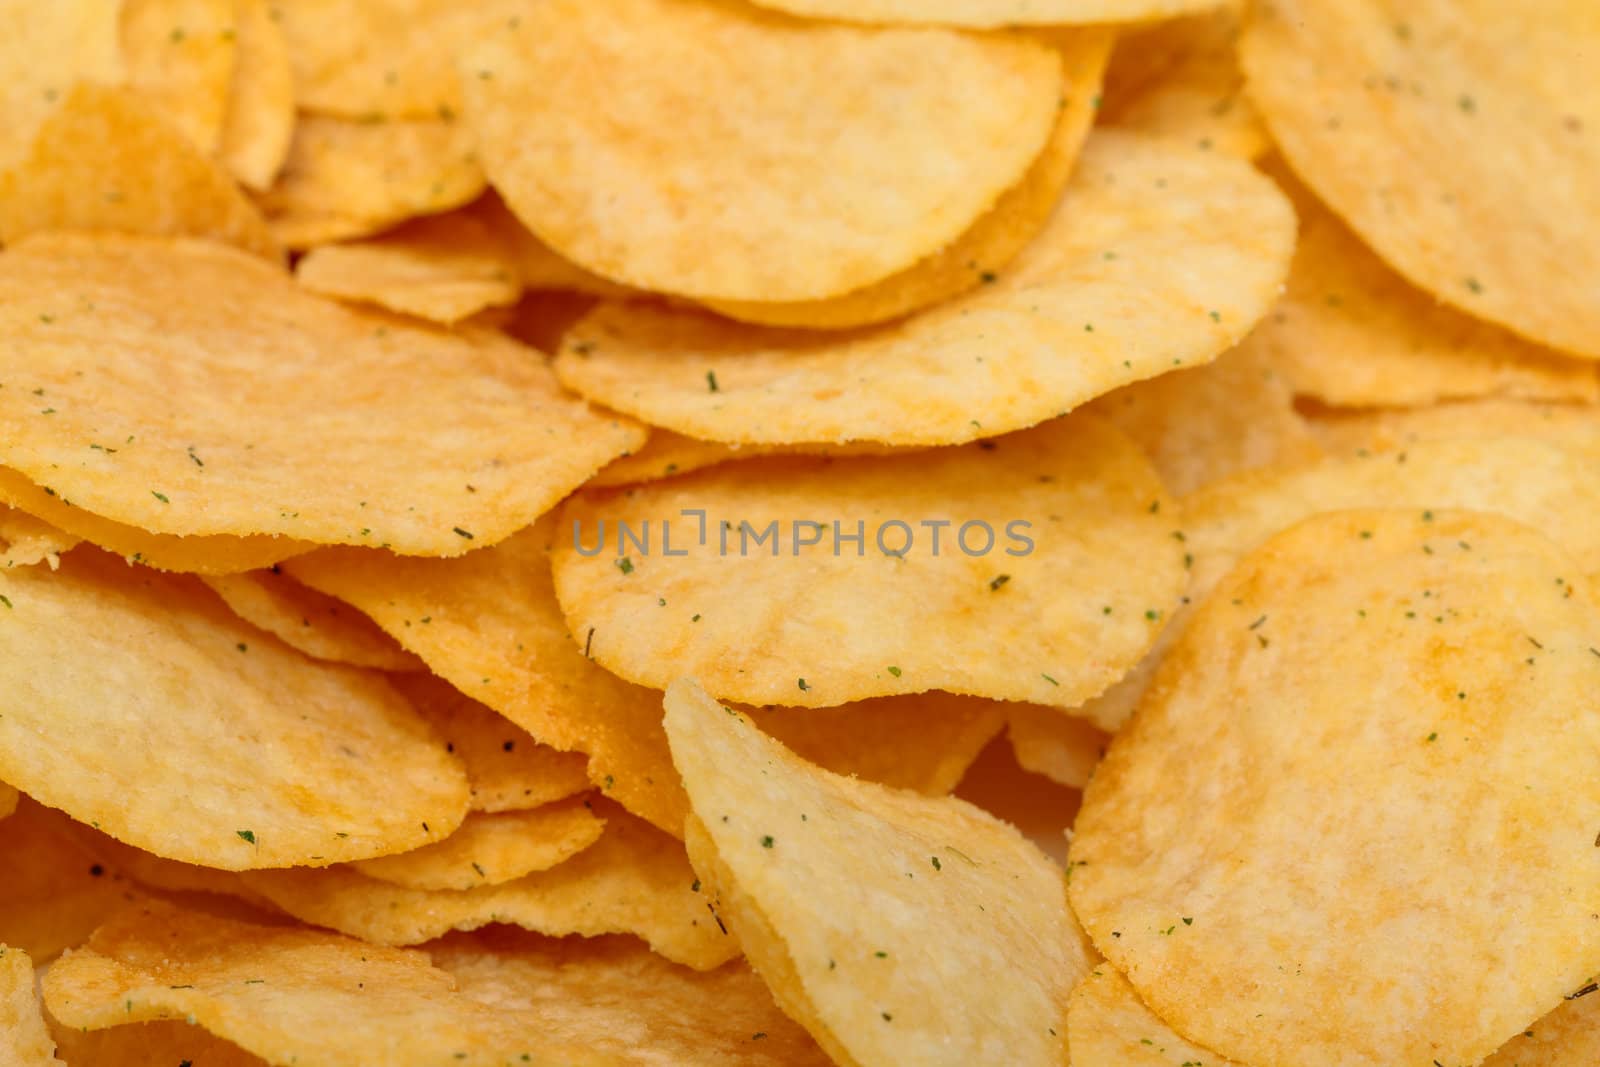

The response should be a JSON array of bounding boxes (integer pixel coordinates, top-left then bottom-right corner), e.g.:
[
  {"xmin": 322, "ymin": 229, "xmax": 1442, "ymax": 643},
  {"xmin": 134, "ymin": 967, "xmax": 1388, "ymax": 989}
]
[
  {"xmin": 219, "ymin": 0, "xmax": 295, "ymax": 191},
  {"xmin": 701, "ymin": 29, "xmax": 1111, "ymax": 330},
  {"xmin": 553, "ymin": 415, "xmax": 1184, "ymax": 710},
  {"xmin": 1241, "ymin": 0, "xmax": 1600, "ymax": 358},
  {"xmin": 1307, "ymin": 400, "xmax": 1600, "ymax": 458},
  {"xmin": 49, "ymin": 1022, "xmax": 268, "ymax": 1067},
  {"xmin": 295, "ymin": 212, "xmax": 522, "ymax": 324},
  {"xmin": 463, "ymin": 0, "xmax": 1064, "ymax": 302},
  {"xmin": 351, "ymin": 801, "xmax": 606, "ymax": 891},
  {"xmin": 201, "ymin": 569, "xmax": 424, "ymax": 671},
  {"xmin": 243, "ymin": 808, "xmax": 739, "ymax": 970},
  {"xmin": 0, "ymin": 547, "xmax": 469, "ymax": 869},
  {"xmin": 0, "ymin": 799, "xmax": 138, "ymax": 963},
  {"xmin": 555, "ymin": 132, "xmax": 1294, "ymax": 446},
  {"xmin": 0, "ymin": 507, "xmax": 77, "ymax": 570},
  {"xmin": 1006, "ymin": 706, "xmax": 1107, "ymax": 790},
  {"xmin": 0, "ymin": 84, "xmax": 279, "ymax": 259},
  {"xmin": 0, "ymin": 0, "xmax": 123, "ymax": 169},
  {"xmin": 1482, "ymin": 991, "xmax": 1600, "ymax": 1066},
  {"xmin": 1068, "ymin": 967, "xmax": 1239, "ymax": 1067},
  {"xmin": 666, "ymin": 679, "xmax": 1093, "ymax": 1066},
  {"xmin": 1, "ymin": 947, "xmax": 60, "ymax": 1066},
  {"xmin": 0, "ymin": 233, "xmax": 643, "ymax": 556},
  {"xmin": 120, "ymin": 0, "xmax": 238, "ymax": 156},
  {"xmin": 1070, "ymin": 510, "xmax": 1600, "ymax": 1067},
  {"xmin": 740, "ymin": 0, "xmax": 1226, "ymax": 27}
]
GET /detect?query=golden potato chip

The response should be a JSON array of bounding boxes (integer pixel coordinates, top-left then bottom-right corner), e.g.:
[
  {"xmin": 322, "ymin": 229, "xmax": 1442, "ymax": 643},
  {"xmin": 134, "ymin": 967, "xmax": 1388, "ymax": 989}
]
[
  {"xmin": 470, "ymin": 195, "xmax": 636, "ymax": 299},
  {"xmin": 1005, "ymin": 706, "xmax": 1107, "ymax": 790},
  {"xmin": 740, "ymin": 0, "xmax": 1224, "ymax": 27},
  {"xmin": 0, "ymin": 232, "xmax": 643, "ymax": 557},
  {"xmin": 1241, "ymin": 0, "xmax": 1600, "ymax": 358},
  {"xmin": 1308, "ymin": 400, "xmax": 1600, "ymax": 459},
  {"xmin": 555, "ymin": 133, "xmax": 1294, "ymax": 446},
  {"xmin": 351, "ymin": 801, "xmax": 605, "ymax": 891},
  {"xmin": 0, "ymin": 947, "xmax": 58, "ymax": 1066},
  {"xmin": 1071, "ymin": 509, "xmax": 1600, "ymax": 1067},
  {"xmin": 1250, "ymin": 162, "xmax": 1597, "ymax": 407},
  {"xmin": 0, "ymin": 507, "xmax": 77, "ymax": 571},
  {"xmin": 50, "ymin": 1021, "xmax": 268, "ymax": 1067},
  {"xmin": 120, "ymin": 0, "xmax": 238, "ymax": 156},
  {"xmin": 201, "ymin": 568, "xmax": 423, "ymax": 671},
  {"xmin": 0, "ymin": 84, "xmax": 279, "ymax": 259},
  {"xmin": 701, "ymin": 29, "xmax": 1112, "ymax": 330},
  {"xmin": 553, "ymin": 415, "xmax": 1184, "ymax": 710},
  {"xmin": 1067, "ymin": 967, "xmax": 1238, "ymax": 1067},
  {"xmin": 258, "ymin": 114, "xmax": 486, "ymax": 249},
  {"xmin": 294, "ymin": 212, "xmax": 521, "ymax": 324},
  {"xmin": 0, "ymin": 0, "xmax": 123, "ymax": 168},
  {"xmin": 243, "ymin": 807, "xmax": 738, "ymax": 969},
  {"xmin": 462, "ymin": 0, "xmax": 1064, "ymax": 303},
  {"xmin": 0, "ymin": 799, "xmax": 138, "ymax": 962},
  {"xmin": 0, "ymin": 547, "xmax": 469, "ymax": 869},
  {"xmin": 666, "ymin": 679, "xmax": 1093, "ymax": 1066},
  {"xmin": 218, "ymin": 0, "xmax": 295, "ymax": 191},
  {"xmin": 1482, "ymin": 991, "xmax": 1600, "ymax": 1067}
]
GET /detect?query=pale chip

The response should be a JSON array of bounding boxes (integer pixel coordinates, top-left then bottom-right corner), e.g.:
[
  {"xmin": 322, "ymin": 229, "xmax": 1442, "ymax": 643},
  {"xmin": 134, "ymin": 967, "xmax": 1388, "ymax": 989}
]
[
  {"xmin": 0, "ymin": 507, "xmax": 78, "ymax": 571},
  {"xmin": 0, "ymin": 0, "xmax": 123, "ymax": 169},
  {"xmin": 0, "ymin": 946, "xmax": 59, "ymax": 1066},
  {"xmin": 1006, "ymin": 706, "xmax": 1107, "ymax": 790},
  {"xmin": 218, "ymin": 0, "xmax": 295, "ymax": 191},
  {"xmin": 740, "ymin": 0, "xmax": 1226, "ymax": 27},
  {"xmin": 120, "ymin": 0, "xmax": 238, "ymax": 156},
  {"xmin": 201, "ymin": 569, "xmax": 424, "ymax": 671},
  {"xmin": 351, "ymin": 801, "xmax": 606, "ymax": 891},
  {"xmin": 1067, "ymin": 967, "xmax": 1239, "ymax": 1067}
]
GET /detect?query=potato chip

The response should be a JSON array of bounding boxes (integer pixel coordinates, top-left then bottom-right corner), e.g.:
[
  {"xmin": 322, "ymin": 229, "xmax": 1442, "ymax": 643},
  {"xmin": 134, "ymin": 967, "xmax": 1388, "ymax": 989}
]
[
  {"xmin": 740, "ymin": 0, "xmax": 1225, "ymax": 27},
  {"xmin": 0, "ymin": 547, "xmax": 469, "ymax": 869},
  {"xmin": 0, "ymin": 84, "xmax": 279, "ymax": 259},
  {"xmin": 1482, "ymin": 990, "xmax": 1600, "ymax": 1067},
  {"xmin": 120, "ymin": 0, "xmax": 238, "ymax": 156},
  {"xmin": 0, "ymin": 947, "xmax": 59, "ymax": 1066},
  {"xmin": 554, "ymin": 133, "xmax": 1294, "ymax": 446},
  {"xmin": 243, "ymin": 807, "xmax": 739, "ymax": 969},
  {"xmin": 0, "ymin": 232, "xmax": 643, "ymax": 557},
  {"xmin": 1067, "ymin": 967, "xmax": 1238, "ymax": 1067},
  {"xmin": 0, "ymin": 799, "xmax": 138, "ymax": 963},
  {"xmin": 257, "ymin": 114, "xmax": 486, "ymax": 249},
  {"xmin": 50, "ymin": 1021, "xmax": 268, "ymax": 1067},
  {"xmin": 218, "ymin": 0, "xmax": 295, "ymax": 191},
  {"xmin": 1250, "ymin": 162, "xmax": 1597, "ymax": 407},
  {"xmin": 201, "ymin": 569, "xmax": 424, "ymax": 671},
  {"xmin": 701, "ymin": 29, "xmax": 1112, "ymax": 330},
  {"xmin": 351, "ymin": 801, "xmax": 605, "ymax": 891},
  {"xmin": 1241, "ymin": 0, "xmax": 1600, "ymax": 358},
  {"xmin": 462, "ymin": 0, "xmax": 1064, "ymax": 303},
  {"xmin": 469, "ymin": 195, "xmax": 636, "ymax": 299},
  {"xmin": 666, "ymin": 678, "xmax": 1093, "ymax": 1066},
  {"xmin": 294, "ymin": 212, "xmax": 521, "ymax": 324},
  {"xmin": 0, "ymin": 507, "xmax": 77, "ymax": 571},
  {"xmin": 0, "ymin": 0, "xmax": 123, "ymax": 169},
  {"xmin": 1006, "ymin": 706, "xmax": 1107, "ymax": 790},
  {"xmin": 1070, "ymin": 509, "xmax": 1600, "ymax": 1067},
  {"xmin": 553, "ymin": 415, "xmax": 1184, "ymax": 710},
  {"xmin": 61, "ymin": 822, "xmax": 265, "ymax": 908},
  {"xmin": 1307, "ymin": 399, "xmax": 1600, "ymax": 459}
]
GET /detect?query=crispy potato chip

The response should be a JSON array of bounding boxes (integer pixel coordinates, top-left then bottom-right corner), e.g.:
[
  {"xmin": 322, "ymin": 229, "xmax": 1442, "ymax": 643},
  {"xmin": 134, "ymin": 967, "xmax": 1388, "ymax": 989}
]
[
  {"xmin": 0, "ymin": 0, "xmax": 123, "ymax": 169},
  {"xmin": 1068, "ymin": 967, "xmax": 1237, "ymax": 1067},
  {"xmin": 463, "ymin": 0, "xmax": 1063, "ymax": 303},
  {"xmin": 666, "ymin": 679, "xmax": 1093, "ymax": 1066},
  {"xmin": 1006, "ymin": 706, "xmax": 1107, "ymax": 790},
  {"xmin": 50, "ymin": 1021, "xmax": 268, "ymax": 1067},
  {"xmin": 294, "ymin": 212, "xmax": 521, "ymax": 324},
  {"xmin": 0, "ymin": 507, "xmax": 77, "ymax": 571},
  {"xmin": 243, "ymin": 807, "xmax": 739, "ymax": 969},
  {"xmin": 1307, "ymin": 399, "xmax": 1600, "ymax": 458},
  {"xmin": 553, "ymin": 415, "xmax": 1184, "ymax": 710},
  {"xmin": 0, "ymin": 233, "xmax": 643, "ymax": 556},
  {"xmin": 1251, "ymin": 162, "xmax": 1597, "ymax": 407},
  {"xmin": 0, "ymin": 84, "xmax": 279, "ymax": 259},
  {"xmin": 1241, "ymin": 0, "xmax": 1600, "ymax": 358},
  {"xmin": 0, "ymin": 548, "xmax": 469, "ymax": 869},
  {"xmin": 740, "ymin": 0, "xmax": 1225, "ymax": 27},
  {"xmin": 1071, "ymin": 510, "xmax": 1600, "ymax": 1067},
  {"xmin": 120, "ymin": 0, "xmax": 238, "ymax": 156},
  {"xmin": 701, "ymin": 29, "xmax": 1111, "ymax": 330},
  {"xmin": 201, "ymin": 568, "xmax": 423, "ymax": 671},
  {"xmin": 0, "ymin": 947, "xmax": 59, "ymax": 1066},
  {"xmin": 554, "ymin": 133, "xmax": 1294, "ymax": 446},
  {"xmin": 351, "ymin": 801, "xmax": 606, "ymax": 891},
  {"xmin": 258, "ymin": 115, "xmax": 486, "ymax": 249},
  {"xmin": 1482, "ymin": 991, "xmax": 1600, "ymax": 1066},
  {"xmin": 218, "ymin": 0, "xmax": 295, "ymax": 191},
  {"xmin": 0, "ymin": 799, "xmax": 139, "ymax": 962}
]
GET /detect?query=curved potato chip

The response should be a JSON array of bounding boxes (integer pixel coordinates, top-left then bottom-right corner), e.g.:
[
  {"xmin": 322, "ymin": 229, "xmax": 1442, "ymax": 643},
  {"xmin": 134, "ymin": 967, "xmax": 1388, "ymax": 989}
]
[
  {"xmin": 701, "ymin": 29, "xmax": 1111, "ymax": 330},
  {"xmin": 0, "ymin": 506, "xmax": 77, "ymax": 571},
  {"xmin": 1308, "ymin": 400, "xmax": 1600, "ymax": 458},
  {"xmin": 553, "ymin": 415, "xmax": 1184, "ymax": 710},
  {"xmin": 0, "ymin": 947, "xmax": 58, "ymax": 1066},
  {"xmin": 243, "ymin": 808, "xmax": 738, "ymax": 969},
  {"xmin": 1006, "ymin": 706, "xmax": 1107, "ymax": 790},
  {"xmin": 0, "ymin": 0, "xmax": 123, "ymax": 169},
  {"xmin": 1070, "ymin": 510, "xmax": 1600, "ymax": 1067},
  {"xmin": 219, "ymin": 0, "xmax": 295, "ymax": 191},
  {"xmin": 120, "ymin": 0, "xmax": 237, "ymax": 156},
  {"xmin": 1067, "ymin": 967, "xmax": 1238, "ymax": 1067},
  {"xmin": 0, "ymin": 548, "xmax": 469, "ymax": 870},
  {"xmin": 463, "ymin": 0, "xmax": 1063, "ymax": 302},
  {"xmin": 0, "ymin": 799, "xmax": 139, "ymax": 962},
  {"xmin": 0, "ymin": 85, "xmax": 279, "ymax": 260},
  {"xmin": 555, "ymin": 132, "xmax": 1294, "ymax": 446},
  {"xmin": 741, "ymin": 0, "xmax": 1224, "ymax": 27},
  {"xmin": 1241, "ymin": 0, "xmax": 1600, "ymax": 358},
  {"xmin": 0, "ymin": 233, "xmax": 643, "ymax": 556},
  {"xmin": 351, "ymin": 801, "xmax": 606, "ymax": 891},
  {"xmin": 201, "ymin": 569, "xmax": 424, "ymax": 671},
  {"xmin": 666, "ymin": 679, "xmax": 1093, "ymax": 1067},
  {"xmin": 50, "ymin": 1022, "xmax": 268, "ymax": 1067},
  {"xmin": 1482, "ymin": 992, "xmax": 1600, "ymax": 1067}
]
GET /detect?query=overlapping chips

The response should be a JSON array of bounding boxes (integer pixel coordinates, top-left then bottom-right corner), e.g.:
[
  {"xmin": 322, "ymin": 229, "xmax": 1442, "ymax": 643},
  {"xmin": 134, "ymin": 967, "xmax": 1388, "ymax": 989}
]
[
  {"xmin": 0, "ymin": 0, "xmax": 123, "ymax": 168},
  {"xmin": 0, "ymin": 946, "xmax": 58, "ymax": 1066},
  {"xmin": 201, "ymin": 568, "xmax": 422, "ymax": 671}
]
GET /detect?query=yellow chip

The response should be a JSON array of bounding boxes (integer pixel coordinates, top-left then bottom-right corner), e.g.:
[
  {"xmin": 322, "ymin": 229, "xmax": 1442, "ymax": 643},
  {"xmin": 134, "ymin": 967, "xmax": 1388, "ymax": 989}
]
[
  {"xmin": 1071, "ymin": 510, "xmax": 1600, "ymax": 1067},
  {"xmin": 242, "ymin": 807, "xmax": 739, "ymax": 970},
  {"xmin": 0, "ymin": 233, "xmax": 643, "ymax": 557},
  {"xmin": 469, "ymin": 194, "xmax": 637, "ymax": 298},
  {"xmin": 120, "ymin": 0, "xmax": 238, "ymax": 156},
  {"xmin": 701, "ymin": 29, "xmax": 1112, "ymax": 330},
  {"xmin": 1005, "ymin": 706, "xmax": 1107, "ymax": 790},
  {"xmin": 351, "ymin": 800, "xmax": 606, "ymax": 891},
  {"xmin": 1308, "ymin": 399, "xmax": 1600, "ymax": 459},
  {"xmin": 0, "ymin": 548, "xmax": 469, "ymax": 870},
  {"xmin": 553, "ymin": 415, "xmax": 1184, "ymax": 710},
  {"xmin": 218, "ymin": 0, "xmax": 295, "ymax": 191},
  {"xmin": 0, "ymin": 799, "xmax": 137, "ymax": 963},
  {"xmin": 555, "ymin": 132, "xmax": 1294, "ymax": 446},
  {"xmin": 0, "ymin": 946, "xmax": 58, "ymax": 1066},
  {"xmin": 1067, "ymin": 967, "xmax": 1238, "ymax": 1067},
  {"xmin": 201, "ymin": 569, "xmax": 424, "ymax": 671},
  {"xmin": 666, "ymin": 679, "xmax": 1093, "ymax": 1066},
  {"xmin": 0, "ymin": 84, "xmax": 279, "ymax": 260},
  {"xmin": 294, "ymin": 212, "xmax": 522, "ymax": 325},
  {"xmin": 740, "ymin": 0, "xmax": 1226, "ymax": 27},
  {"xmin": 1241, "ymin": 0, "xmax": 1600, "ymax": 358},
  {"xmin": 1482, "ymin": 991, "xmax": 1600, "ymax": 1066},
  {"xmin": 0, "ymin": 0, "xmax": 123, "ymax": 169},
  {"xmin": 462, "ymin": 0, "xmax": 1063, "ymax": 302},
  {"xmin": 0, "ymin": 507, "xmax": 77, "ymax": 571}
]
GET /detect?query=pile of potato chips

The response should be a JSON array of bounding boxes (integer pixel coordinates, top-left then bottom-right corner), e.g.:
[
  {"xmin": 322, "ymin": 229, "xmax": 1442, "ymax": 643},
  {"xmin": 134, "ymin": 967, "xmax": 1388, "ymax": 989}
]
[{"xmin": 2, "ymin": 0, "xmax": 1598, "ymax": 1062}]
